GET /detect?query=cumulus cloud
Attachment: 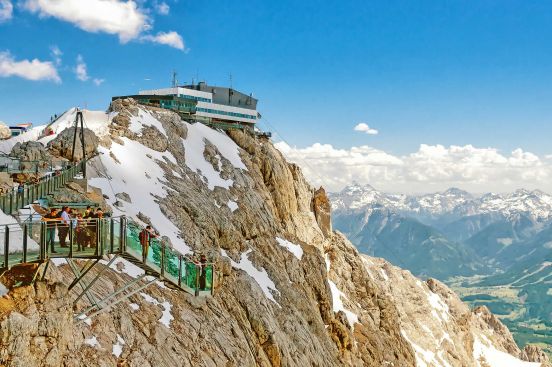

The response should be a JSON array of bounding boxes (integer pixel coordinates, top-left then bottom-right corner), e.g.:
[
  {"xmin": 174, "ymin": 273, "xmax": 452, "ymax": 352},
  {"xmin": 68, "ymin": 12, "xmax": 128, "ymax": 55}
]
[
  {"xmin": 0, "ymin": 51, "xmax": 60, "ymax": 83},
  {"xmin": 49, "ymin": 45, "xmax": 62, "ymax": 66},
  {"xmin": 74, "ymin": 55, "xmax": 89, "ymax": 81},
  {"xmin": 155, "ymin": 1, "xmax": 169, "ymax": 15},
  {"xmin": 275, "ymin": 141, "xmax": 552, "ymax": 194},
  {"xmin": 93, "ymin": 78, "xmax": 105, "ymax": 86},
  {"xmin": 0, "ymin": 0, "xmax": 13, "ymax": 22},
  {"xmin": 354, "ymin": 123, "xmax": 378, "ymax": 135},
  {"xmin": 22, "ymin": 0, "xmax": 149, "ymax": 43},
  {"xmin": 141, "ymin": 31, "xmax": 185, "ymax": 50}
]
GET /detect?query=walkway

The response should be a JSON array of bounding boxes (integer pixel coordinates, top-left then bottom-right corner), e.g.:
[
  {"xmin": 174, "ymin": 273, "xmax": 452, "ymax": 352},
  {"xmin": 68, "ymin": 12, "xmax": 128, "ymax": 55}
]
[{"xmin": 0, "ymin": 159, "xmax": 213, "ymax": 298}]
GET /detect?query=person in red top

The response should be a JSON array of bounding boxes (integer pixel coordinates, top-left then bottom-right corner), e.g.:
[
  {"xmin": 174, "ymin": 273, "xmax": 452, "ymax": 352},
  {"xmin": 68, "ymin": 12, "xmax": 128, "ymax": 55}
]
[{"xmin": 139, "ymin": 225, "xmax": 158, "ymax": 263}]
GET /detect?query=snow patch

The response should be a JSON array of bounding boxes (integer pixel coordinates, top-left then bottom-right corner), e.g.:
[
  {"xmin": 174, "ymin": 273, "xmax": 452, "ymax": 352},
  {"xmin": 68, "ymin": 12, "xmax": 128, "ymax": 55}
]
[
  {"xmin": 182, "ymin": 122, "xmax": 246, "ymax": 190},
  {"xmin": 221, "ymin": 249, "xmax": 280, "ymax": 306},
  {"xmin": 227, "ymin": 200, "xmax": 238, "ymax": 212},
  {"xmin": 112, "ymin": 334, "xmax": 125, "ymax": 358},
  {"xmin": 129, "ymin": 108, "xmax": 167, "ymax": 137},
  {"xmin": 140, "ymin": 292, "xmax": 174, "ymax": 328},
  {"xmin": 275, "ymin": 237, "xmax": 303, "ymax": 260},
  {"xmin": 497, "ymin": 238, "xmax": 513, "ymax": 246},
  {"xmin": 84, "ymin": 336, "xmax": 99, "ymax": 348},
  {"xmin": 328, "ymin": 279, "xmax": 358, "ymax": 327},
  {"xmin": 472, "ymin": 334, "xmax": 540, "ymax": 367},
  {"xmin": 100, "ymin": 257, "xmax": 145, "ymax": 278},
  {"xmin": 0, "ymin": 282, "xmax": 8, "ymax": 296},
  {"xmin": 88, "ymin": 137, "xmax": 189, "ymax": 255},
  {"xmin": 51, "ymin": 258, "xmax": 67, "ymax": 266},
  {"xmin": 129, "ymin": 303, "xmax": 139, "ymax": 311}
]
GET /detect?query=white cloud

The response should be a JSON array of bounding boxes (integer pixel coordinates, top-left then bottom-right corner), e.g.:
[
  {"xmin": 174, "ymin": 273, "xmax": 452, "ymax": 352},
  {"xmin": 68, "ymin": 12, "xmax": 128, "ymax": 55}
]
[
  {"xmin": 141, "ymin": 31, "xmax": 185, "ymax": 50},
  {"xmin": 155, "ymin": 1, "xmax": 169, "ymax": 15},
  {"xmin": 93, "ymin": 78, "xmax": 105, "ymax": 86},
  {"xmin": 0, "ymin": 0, "xmax": 12, "ymax": 22},
  {"xmin": 354, "ymin": 123, "xmax": 378, "ymax": 135},
  {"xmin": 49, "ymin": 45, "xmax": 62, "ymax": 66},
  {"xmin": 22, "ymin": 0, "xmax": 149, "ymax": 43},
  {"xmin": 275, "ymin": 141, "xmax": 552, "ymax": 194},
  {"xmin": 74, "ymin": 54, "xmax": 89, "ymax": 81},
  {"xmin": 0, "ymin": 51, "xmax": 60, "ymax": 83}
]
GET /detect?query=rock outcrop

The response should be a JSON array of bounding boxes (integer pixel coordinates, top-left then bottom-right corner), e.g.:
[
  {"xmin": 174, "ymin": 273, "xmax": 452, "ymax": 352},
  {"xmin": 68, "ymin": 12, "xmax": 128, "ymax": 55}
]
[
  {"xmin": 0, "ymin": 103, "xmax": 544, "ymax": 367},
  {"xmin": 0, "ymin": 121, "xmax": 11, "ymax": 140},
  {"xmin": 47, "ymin": 127, "xmax": 99, "ymax": 161}
]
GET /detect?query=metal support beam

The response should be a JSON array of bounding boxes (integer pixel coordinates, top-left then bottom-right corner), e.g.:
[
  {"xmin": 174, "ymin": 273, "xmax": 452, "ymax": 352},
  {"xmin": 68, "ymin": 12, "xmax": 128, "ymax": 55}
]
[
  {"xmin": 73, "ymin": 255, "xmax": 118, "ymax": 305},
  {"xmin": 75, "ymin": 273, "xmax": 153, "ymax": 321},
  {"xmin": 67, "ymin": 259, "xmax": 100, "ymax": 307}
]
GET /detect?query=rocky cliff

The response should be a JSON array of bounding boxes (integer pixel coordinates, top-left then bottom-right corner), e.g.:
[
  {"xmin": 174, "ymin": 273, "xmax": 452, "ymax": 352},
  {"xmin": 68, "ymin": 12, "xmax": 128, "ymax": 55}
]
[{"xmin": 0, "ymin": 100, "xmax": 546, "ymax": 367}]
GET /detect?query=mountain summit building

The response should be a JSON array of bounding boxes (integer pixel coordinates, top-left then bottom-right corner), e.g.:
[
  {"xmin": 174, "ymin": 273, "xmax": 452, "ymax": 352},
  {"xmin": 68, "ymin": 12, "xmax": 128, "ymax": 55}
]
[{"xmin": 112, "ymin": 82, "xmax": 260, "ymax": 131}]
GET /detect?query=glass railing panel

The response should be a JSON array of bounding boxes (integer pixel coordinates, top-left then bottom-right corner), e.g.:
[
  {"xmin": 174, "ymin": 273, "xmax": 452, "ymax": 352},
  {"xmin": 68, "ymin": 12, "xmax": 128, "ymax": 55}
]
[
  {"xmin": 24, "ymin": 222, "xmax": 41, "ymax": 263},
  {"xmin": 125, "ymin": 221, "xmax": 143, "ymax": 260},
  {"xmin": 147, "ymin": 239, "xmax": 163, "ymax": 273},
  {"xmin": 111, "ymin": 218, "xmax": 122, "ymax": 253},
  {"xmin": 163, "ymin": 247, "xmax": 179, "ymax": 284},
  {"xmin": 71, "ymin": 219, "xmax": 99, "ymax": 257},
  {"xmin": 184, "ymin": 260, "xmax": 198, "ymax": 290}
]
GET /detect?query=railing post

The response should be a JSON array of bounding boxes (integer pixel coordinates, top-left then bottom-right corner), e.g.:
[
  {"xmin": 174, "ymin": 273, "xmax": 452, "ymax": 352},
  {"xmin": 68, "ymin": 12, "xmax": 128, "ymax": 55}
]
[
  {"xmin": 120, "ymin": 216, "xmax": 126, "ymax": 253},
  {"xmin": 178, "ymin": 255, "xmax": 182, "ymax": 287},
  {"xmin": 69, "ymin": 222, "xmax": 74, "ymax": 258},
  {"xmin": 22, "ymin": 224, "xmax": 28, "ymax": 263},
  {"xmin": 4, "ymin": 225, "xmax": 9, "ymax": 269},
  {"xmin": 96, "ymin": 219, "xmax": 101, "ymax": 255},
  {"xmin": 40, "ymin": 221, "xmax": 45, "ymax": 261},
  {"xmin": 160, "ymin": 242, "xmax": 165, "ymax": 278},
  {"xmin": 195, "ymin": 264, "xmax": 200, "ymax": 296},
  {"xmin": 211, "ymin": 264, "xmax": 215, "ymax": 295},
  {"xmin": 110, "ymin": 218, "xmax": 114, "ymax": 254},
  {"xmin": 9, "ymin": 193, "xmax": 13, "ymax": 214}
]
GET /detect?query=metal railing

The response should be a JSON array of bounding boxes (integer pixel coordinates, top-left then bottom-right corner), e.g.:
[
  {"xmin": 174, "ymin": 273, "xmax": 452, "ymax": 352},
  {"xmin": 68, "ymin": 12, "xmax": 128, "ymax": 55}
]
[
  {"xmin": 0, "ymin": 216, "xmax": 214, "ymax": 296},
  {"xmin": 0, "ymin": 155, "xmax": 73, "ymax": 174},
  {"xmin": 0, "ymin": 160, "xmax": 85, "ymax": 214}
]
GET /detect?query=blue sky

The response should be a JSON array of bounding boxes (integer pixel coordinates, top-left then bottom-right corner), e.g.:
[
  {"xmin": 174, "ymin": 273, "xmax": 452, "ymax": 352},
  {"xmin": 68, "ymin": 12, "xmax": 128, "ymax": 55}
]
[{"xmin": 2, "ymin": 0, "xmax": 552, "ymax": 192}]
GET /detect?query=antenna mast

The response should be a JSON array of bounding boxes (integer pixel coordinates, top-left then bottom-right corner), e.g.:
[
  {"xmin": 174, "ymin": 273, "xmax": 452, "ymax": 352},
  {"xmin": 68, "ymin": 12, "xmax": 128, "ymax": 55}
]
[{"xmin": 171, "ymin": 70, "xmax": 178, "ymax": 87}]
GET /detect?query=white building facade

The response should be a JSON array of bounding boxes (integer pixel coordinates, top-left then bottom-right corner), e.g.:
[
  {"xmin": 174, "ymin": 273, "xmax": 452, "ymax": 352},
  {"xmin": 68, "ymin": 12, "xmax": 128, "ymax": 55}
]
[{"xmin": 139, "ymin": 84, "xmax": 258, "ymax": 125}]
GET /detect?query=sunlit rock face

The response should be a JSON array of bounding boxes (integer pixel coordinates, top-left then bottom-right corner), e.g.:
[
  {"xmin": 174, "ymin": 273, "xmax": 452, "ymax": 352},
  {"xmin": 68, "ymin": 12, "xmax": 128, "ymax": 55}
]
[{"xmin": 0, "ymin": 101, "xmax": 545, "ymax": 367}]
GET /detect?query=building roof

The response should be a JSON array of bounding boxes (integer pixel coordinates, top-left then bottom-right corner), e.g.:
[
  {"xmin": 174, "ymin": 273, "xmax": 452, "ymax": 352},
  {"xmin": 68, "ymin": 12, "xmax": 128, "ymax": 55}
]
[{"xmin": 182, "ymin": 82, "xmax": 258, "ymax": 110}]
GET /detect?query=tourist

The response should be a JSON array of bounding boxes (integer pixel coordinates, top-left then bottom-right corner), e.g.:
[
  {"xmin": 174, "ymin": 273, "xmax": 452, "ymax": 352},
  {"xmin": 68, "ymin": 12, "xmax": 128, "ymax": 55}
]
[
  {"xmin": 75, "ymin": 213, "xmax": 87, "ymax": 251},
  {"xmin": 139, "ymin": 225, "xmax": 158, "ymax": 263},
  {"xmin": 83, "ymin": 206, "xmax": 93, "ymax": 219},
  {"xmin": 57, "ymin": 206, "xmax": 71, "ymax": 247},
  {"xmin": 42, "ymin": 208, "xmax": 59, "ymax": 253},
  {"xmin": 16, "ymin": 183, "xmax": 24, "ymax": 204}
]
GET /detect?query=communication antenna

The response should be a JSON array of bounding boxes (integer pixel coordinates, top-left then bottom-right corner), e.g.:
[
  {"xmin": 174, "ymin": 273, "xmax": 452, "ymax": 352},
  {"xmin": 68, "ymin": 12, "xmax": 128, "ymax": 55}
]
[
  {"xmin": 229, "ymin": 73, "xmax": 233, "ymax": 89},
  {"xmin": 171, "ymin": 70, "xmax": 178, "ymax": 87}
]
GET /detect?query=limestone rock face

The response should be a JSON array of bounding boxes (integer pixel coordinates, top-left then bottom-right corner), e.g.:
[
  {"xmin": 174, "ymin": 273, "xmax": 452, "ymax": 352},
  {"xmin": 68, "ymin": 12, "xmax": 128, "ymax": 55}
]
[
  {"xmin": 362, "ymin": 256, "xmax": 548, "ymax": 367},
  {"xmin": 521, "ymin": 345, "xmax": 551, "ymax": 365},
  {"xmin": 312, "ymin": 187, "xmax": 332, "ymax": 237},
  {"xmin": 10, "ymin": 141, "xmax": 52, "ymax": 162},
  {"xmin": 47, "ymin": 127, "xmax": 99, "ymax": 161},
  {"xmin": 0, "ymin": 103, "xmax": 541, "ymax": 367}
]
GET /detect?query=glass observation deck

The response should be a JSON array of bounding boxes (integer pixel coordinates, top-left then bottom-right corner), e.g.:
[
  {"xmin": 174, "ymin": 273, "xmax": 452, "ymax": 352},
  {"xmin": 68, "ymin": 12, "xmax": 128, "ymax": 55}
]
[{"xmin": 0, "ymin": 216, "xmax": 215, "ymax": 296}]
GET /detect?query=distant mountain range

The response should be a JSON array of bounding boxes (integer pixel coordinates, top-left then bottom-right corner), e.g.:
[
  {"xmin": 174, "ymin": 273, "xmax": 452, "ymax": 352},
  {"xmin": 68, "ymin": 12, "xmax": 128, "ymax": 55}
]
[{"xmin": 330, "ymin": 182, "xmax": 552, "ymax": 350}]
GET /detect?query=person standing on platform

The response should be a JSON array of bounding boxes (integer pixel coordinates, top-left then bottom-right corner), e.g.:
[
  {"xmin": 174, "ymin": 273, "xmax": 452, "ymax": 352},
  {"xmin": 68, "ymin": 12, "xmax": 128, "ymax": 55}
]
[
  {"xmin": 42, "ymin": 208, "xmax": 59, "ymax": 253},
  {"xmin": 58, "ymin": 206, "xmax": 71, "ymax": 247}
]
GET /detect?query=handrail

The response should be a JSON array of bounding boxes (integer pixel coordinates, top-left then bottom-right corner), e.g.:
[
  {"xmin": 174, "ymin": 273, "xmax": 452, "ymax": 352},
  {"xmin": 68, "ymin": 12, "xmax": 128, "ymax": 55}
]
[
  {"xmin": 0, "ymin": 215, "xmax": 214, "ymax": 296},
  {"xmin": 0, "ymin": 160, "xmax": 86, "ymax": 214}
]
